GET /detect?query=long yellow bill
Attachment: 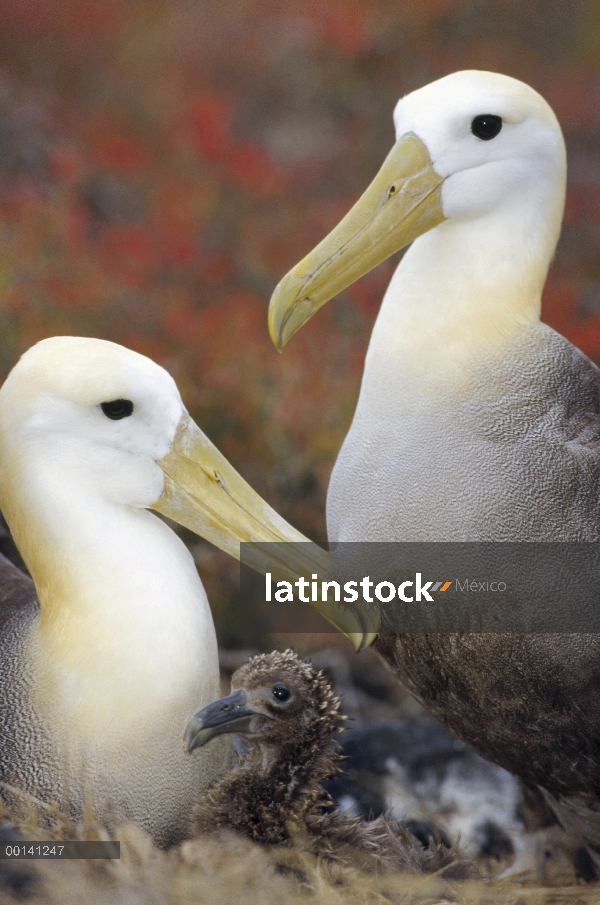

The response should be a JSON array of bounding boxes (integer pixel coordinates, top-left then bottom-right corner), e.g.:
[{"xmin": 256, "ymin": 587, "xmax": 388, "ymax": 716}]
[
  {"xmin": 151, "ymin": 415, "xmax": 378, "ymax": 650},
  {"xmin": 268, "ymin": 132, "xmax": 446, "ymax": 350}
]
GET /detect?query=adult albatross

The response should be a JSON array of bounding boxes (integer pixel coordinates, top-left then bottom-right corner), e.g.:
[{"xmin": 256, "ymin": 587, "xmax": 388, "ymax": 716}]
[
  {"xmin": 0, "ymin": 336, "xmax": 357, "ymax": 847},
  {"xmin": 268, "ymin": 71, "xmax": 600, "ymax": 853}
]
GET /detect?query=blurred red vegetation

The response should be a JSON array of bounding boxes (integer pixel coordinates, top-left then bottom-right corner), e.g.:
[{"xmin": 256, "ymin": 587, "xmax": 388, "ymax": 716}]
[{"xmin": 0, "ymin": 0, "xmax": 598, "ymax": 642}]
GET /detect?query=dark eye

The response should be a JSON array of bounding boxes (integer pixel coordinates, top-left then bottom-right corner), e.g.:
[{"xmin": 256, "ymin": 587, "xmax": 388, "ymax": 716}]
[
  {"xmin": 101, "ymin": 399, "xmax": 134, "ymax": 420},
  {"xmin": 471, "ymin": 114, "xmax": 502, "ymax": 141},
  {"xmin": 272, "ymin": 684, "xmax": 291, "ymax": 702}
]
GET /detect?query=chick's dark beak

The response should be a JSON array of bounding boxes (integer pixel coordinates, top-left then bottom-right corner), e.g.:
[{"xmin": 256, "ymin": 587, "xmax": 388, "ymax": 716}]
[{"xmin": 184, "ymin": 689, "xmax": 258, "ymax": 752}]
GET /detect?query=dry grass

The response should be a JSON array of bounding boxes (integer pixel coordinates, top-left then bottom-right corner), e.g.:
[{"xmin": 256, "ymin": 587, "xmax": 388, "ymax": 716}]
[{"xmin": 1, "ymin": 799, "xmax": 598, "ymax": 905}]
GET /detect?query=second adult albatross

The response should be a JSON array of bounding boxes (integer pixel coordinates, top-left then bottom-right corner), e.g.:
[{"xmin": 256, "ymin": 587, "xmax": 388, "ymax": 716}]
[
  {"xmin": 268, "ymin": 71, "xmax": 600, "ymax": 853},
  {"xmin": 0, "ymin": 336, "xmax": 357, "ymax": 846}
]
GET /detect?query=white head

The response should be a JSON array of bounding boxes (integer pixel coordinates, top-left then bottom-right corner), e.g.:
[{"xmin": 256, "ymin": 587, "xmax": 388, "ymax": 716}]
[
  {"xmin": 269, "ymin": 70, "xmax": 567, "ymax": 350},
  {"xmin": 394, "ymin": 70, "xmax": 565, "ymax": 228},
  {"xmin": 0, "ymin": 334, "xmax": 326, "ymax": 567},
  {"xmin": 0, "ymin": 337, "xmax": 184, "ymax": 513}
]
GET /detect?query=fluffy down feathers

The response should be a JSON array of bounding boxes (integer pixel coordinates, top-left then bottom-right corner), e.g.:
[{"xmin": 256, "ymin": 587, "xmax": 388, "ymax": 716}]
[{"xmin": 191, "ymin": 650, "xmax": 466, "ymax": 875}]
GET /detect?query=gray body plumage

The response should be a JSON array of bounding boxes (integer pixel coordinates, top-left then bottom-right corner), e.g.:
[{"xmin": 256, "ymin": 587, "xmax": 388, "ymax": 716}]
[
  {"xmin": 0, "ymin": 550, "xmax": 230, "ymax": 846},
  {"xmin": 0, "ymin": 551, "xmax": 229, "ymax": 846},
  {"xmin": 0, "ymin": 555, "xmax": 50, "ymax": 806},
  {"xmin": 328, "ymin": 322, "xmax": 600, "ymax": 847},
  {"xmin": 329, "ymin": 324, "xmax": 600, "ymax": 544}
]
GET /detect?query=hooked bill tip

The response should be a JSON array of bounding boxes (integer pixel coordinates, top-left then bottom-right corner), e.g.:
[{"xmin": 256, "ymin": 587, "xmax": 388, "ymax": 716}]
[
  {"xmin": 357, "ymin": 630, "xmax": 378, "ymax": 652},
  {"xmin": 268, "ymin": 271, "xmax": 315, "ymax": 351},
  {"xmin": 268, "ymin": 315, "xmax": 285, "ymax": 352},
  {"xmin": 183, "ymin": 717, "xmax": 206, "ymax": 754}
]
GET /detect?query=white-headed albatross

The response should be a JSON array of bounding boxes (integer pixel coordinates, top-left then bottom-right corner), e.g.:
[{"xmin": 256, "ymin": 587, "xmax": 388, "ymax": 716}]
[
  {"xmin": 268, "ymin": 71, "xmax": 600, "ymax": 854},
  {"xmin": 0, "ymin": 336, "xmax": 364, "ymax": 847}
]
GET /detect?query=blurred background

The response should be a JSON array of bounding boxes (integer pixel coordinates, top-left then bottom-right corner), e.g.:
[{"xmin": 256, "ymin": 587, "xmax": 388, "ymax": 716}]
[{"xmin": 0, "ymin": 0, "xmax": 598, "ymax": 647}]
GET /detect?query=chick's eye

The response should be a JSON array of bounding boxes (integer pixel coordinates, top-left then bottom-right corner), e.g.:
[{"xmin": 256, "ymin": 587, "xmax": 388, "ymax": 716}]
[
  {"xmin": 101, "ymin": 399, "xmax": 134, "ymax": 420},
  {"xmin": 471, "ymin": 114, "xmax": 502, "ymax": 141},
  {"xmin": 272, "ymin": 684, "xmax": 291, "ymax": 702}
]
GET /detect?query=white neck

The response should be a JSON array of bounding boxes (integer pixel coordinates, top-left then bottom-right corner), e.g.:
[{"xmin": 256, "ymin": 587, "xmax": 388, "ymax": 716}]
[
  {"xmin": 359, "ymin": 200, "xmax": 557, "ymax": 415},
  {"xmin": 4, "ymin": 461, "xmax": 218, "ymax": 740}
]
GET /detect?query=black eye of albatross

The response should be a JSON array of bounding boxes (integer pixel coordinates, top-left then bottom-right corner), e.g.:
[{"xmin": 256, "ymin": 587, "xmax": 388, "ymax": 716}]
[
  {"xmin": 471, "ymin": 114, "xmax": 502, "ymax": 141},
  {"xmin": 101, "ymin": 399, "xmax": 134, "ymax": 420},
  {"xmin": 271, "ymin": 684, "xmax": 291, "ymax": 702}
]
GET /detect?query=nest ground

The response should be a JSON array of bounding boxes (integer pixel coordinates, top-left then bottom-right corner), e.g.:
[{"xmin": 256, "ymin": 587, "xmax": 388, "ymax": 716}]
[{"xmin": 0, "ymin": 807, "xmax": 596, "ymax": 905}]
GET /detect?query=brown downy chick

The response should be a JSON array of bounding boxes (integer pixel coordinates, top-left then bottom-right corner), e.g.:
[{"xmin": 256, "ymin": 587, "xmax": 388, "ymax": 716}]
[{"xmin": 184, "ymin": 650, "xmax": 464, "ymax": 875}]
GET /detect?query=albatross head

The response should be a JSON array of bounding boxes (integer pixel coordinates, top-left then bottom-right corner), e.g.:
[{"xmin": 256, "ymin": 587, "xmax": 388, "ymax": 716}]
[
  {"xmin": 0, "ymin": 337, "xmax": 373, "ymax": 648},
  {"xmin": 269, "ymin": 70, "xmax": 566, "ymax": 349},
  {"xmin": 184, "ymin": 649, "xmax": 342, "ymax": 754},
  {"xmin": 0, "ymin": 337, "xmax": 185, "ymax": 511},
  {"xmin": 0, "ymin": 335, "xmax": 319, "ymax": 558}
]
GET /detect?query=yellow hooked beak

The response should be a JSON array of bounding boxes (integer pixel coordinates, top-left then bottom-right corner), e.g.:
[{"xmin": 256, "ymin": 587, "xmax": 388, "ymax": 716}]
[
  {"xmin": 151, "ymin": 415, "xmax": 378, "ymax": 650},
  {"xmin": 268, "ymin": 133, "xmax": 446, "ymax": 350}
]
